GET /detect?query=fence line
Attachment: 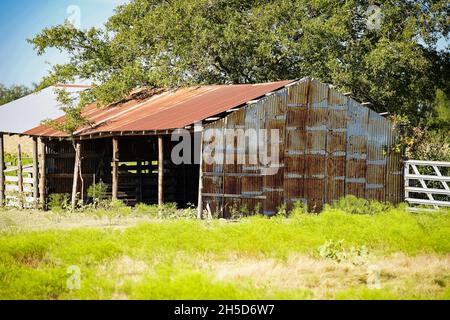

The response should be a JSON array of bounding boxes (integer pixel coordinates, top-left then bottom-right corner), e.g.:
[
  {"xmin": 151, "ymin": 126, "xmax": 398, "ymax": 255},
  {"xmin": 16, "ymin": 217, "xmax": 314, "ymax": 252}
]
[
  {"xmin": 404, "ymin": 160, "xmax": 450, "ymax": 209},
  {"xmin": 4, "ymin": 163, "xmax": 36, "ymax": 208}
]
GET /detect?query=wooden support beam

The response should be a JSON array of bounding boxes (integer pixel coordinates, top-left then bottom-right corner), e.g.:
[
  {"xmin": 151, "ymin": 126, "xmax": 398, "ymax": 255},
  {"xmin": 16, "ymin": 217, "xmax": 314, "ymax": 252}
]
[
  {"xmin": 17, "ymin": 144, "xmax": 23, "ymax": 209},
  {"xmin": 158, "ymin": 135, "xmax": 164, "ymax": 206},
  {"xmin": 0, "ymin": 133, "xmax": 4, "ymax": 207},
  {"xmin": 137, "ymin": 159, "xmax": 143, "ymax": 203},
  {"xmin": 196, "ymin": 124, "xmax": 204, "ymax": 219},
  {"xmin": 32, "ymin": 137, "xmax": 39, "ymax": 208},
  {"xmin": 112, "ymin": 137, "xmax": 119, "ymax": 200},
  {"xmin": 38, "ymin": 138, "xmax": 46, "ymax": 209},
  {"xmin": 71, "ymin": 142, "xmax": 81, "ymax": 211}
]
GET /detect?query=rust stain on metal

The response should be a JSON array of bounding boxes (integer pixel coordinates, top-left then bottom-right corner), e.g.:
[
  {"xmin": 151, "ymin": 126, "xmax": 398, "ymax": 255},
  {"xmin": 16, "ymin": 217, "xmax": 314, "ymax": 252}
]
[
  {"xmin": 202, "ymin": 77, "xmax": 403, "ymax": 214},
  {"xmin": 26, "ymin": 81, "xmax": 293, "ymax": 137}
]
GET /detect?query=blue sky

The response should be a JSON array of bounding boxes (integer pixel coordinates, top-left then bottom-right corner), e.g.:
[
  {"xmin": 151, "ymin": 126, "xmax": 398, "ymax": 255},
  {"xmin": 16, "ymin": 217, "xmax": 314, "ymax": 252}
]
[
  {"xmin": 0, "ymin": 1, "xmax": 447, "ymax": 88},
  {"xmin": 0, "ymin": 0, "xmax": 127, "ymax": 87}
]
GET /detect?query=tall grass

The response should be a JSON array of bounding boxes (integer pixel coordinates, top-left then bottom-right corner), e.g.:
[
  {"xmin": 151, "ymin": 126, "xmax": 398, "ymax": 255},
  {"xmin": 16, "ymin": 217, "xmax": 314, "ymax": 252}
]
[{"xmin": 0, "ymin": 202, "xmax": 449, "ymax": 300}]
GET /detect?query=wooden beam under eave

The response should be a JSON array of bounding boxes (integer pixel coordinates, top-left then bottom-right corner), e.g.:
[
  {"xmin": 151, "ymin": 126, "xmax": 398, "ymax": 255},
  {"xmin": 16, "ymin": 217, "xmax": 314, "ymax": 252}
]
[
  {"xmin": 32, "ymin": 137, "xmax": 39, "ymax": 209},
  {"xmin": 112, "ymin": 137, "xmax": 119, "ymax": 200},
  {"xmin": 0, "ymin": 133, "xmax": 5, "ymax": 207},
  {"xmin": 158, "ymin": 135, "xmax": 164, "ymax": 206}
]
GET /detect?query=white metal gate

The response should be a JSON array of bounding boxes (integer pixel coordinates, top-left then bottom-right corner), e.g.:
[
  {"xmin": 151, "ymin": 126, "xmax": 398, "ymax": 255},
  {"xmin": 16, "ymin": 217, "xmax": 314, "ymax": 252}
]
[{"xmin": 404, "ymin": 160, "xmax": 450, "ymax": 209}]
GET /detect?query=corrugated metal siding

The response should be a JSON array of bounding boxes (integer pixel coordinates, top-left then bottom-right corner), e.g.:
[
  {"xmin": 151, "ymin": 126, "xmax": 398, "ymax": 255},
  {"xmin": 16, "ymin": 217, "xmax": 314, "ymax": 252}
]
[{"xmin": 202, "ymin": 78, "xmax": 403, "ymax": 214}]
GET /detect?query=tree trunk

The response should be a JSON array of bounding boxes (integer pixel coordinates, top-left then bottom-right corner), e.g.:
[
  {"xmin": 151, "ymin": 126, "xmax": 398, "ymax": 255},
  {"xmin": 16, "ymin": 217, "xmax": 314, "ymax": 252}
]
[{"xmin": 71, "ymin": 142, "xmax": 81, "ymax": 211}]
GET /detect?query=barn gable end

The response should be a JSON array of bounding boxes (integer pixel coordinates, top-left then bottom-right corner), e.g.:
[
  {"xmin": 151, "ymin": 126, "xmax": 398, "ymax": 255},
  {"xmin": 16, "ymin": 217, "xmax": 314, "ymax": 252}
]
[{"xmin": 201, "ymin": 77, "xmax": 403, "ymax": 216}]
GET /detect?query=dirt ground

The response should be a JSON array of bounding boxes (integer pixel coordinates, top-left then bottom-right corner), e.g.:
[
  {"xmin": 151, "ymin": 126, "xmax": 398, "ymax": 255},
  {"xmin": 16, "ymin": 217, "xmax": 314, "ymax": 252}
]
[{"xmin": 0, "ymin": 209, "xmax": 155, "ymax": 232}]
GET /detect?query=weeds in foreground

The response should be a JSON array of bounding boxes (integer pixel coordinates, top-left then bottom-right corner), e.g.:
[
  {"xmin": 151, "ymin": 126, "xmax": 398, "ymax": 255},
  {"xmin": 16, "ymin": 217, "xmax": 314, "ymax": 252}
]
[{"xmin": 318, "ymin": 239, "xmax": 369, "ymax": 266}]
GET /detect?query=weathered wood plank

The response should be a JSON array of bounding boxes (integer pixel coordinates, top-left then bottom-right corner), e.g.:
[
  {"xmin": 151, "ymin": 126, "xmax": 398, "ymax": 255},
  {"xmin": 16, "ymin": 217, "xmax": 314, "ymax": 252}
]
[
  {"xmin": 39, "ymin": 138, "xmax": 47, "ymax": 209},
  {"xmin": 71, "ymin": 142, "xmax": 81, "ymax": 210},
  {"xmin": 32, "ymin": 137, "xmax": 39, "ymax": 208},
  {"xmin": 158, "ymin": 135, "xmax": 164, "ymax": 206},
  {"xmin": 112, "ymin": 137, "xmax": 119, "ymax": 200}
]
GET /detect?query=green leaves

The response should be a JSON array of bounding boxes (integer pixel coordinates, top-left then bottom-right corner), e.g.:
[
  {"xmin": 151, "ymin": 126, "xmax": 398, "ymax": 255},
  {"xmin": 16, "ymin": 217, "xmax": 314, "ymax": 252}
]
[
  {"xmin": 28, "ymin": 0, "xmax": 449, "ymax": 142},
  {"xmin": 0, "ymin": 84, "xmax": 32, "ymax": 106}
]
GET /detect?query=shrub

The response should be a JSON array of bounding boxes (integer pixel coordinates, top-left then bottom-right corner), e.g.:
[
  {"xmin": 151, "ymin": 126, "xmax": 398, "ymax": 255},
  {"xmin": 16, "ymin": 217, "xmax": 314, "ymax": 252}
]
[
  {"xmin": 157, "ymin": 203, "xmax": 179, "ymax": 219},
  {"xmin": 327, "ymin": 195, "xmax": 392, "ymax": 215},
  {"xmin": 87, "ymin": 182, "xmax": 108, "ymax": 207},
  {"xmin": 318, "ymin": 239, "xmax": 369, "ymax": 265},
  {"xmin": 48, "ymin": 194, "xmax": 70, "ymax": 212},
  {"xmin": 135, "ymin": 203, "xmax": 160, "ymax": 217},
  {"xmin": 289, "ymin": 201, "xmax": 308, "ymax": 218},
  {"xmin": 276, "ymin": 204, "xmax": 287, "ymax": 218}
]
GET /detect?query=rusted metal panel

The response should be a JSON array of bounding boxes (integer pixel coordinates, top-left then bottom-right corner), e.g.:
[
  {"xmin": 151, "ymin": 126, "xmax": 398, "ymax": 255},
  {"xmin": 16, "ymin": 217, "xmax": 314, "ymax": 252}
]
[
  {"xmin": 240, "ymin": 100, "xmax": 266, "ymax": 214},
  {"xmin": 222, "ymin": 109, "xmax": 245, "ymax": 217},
  {"xmin": 365, "ymin": 110, "xmax": 389, "ymax": 201},
  {"xmin": 26, "ymin": 81, "xmax": 293, "ymax": 137},
  {"xmin": 202, "ymin": 118, "xmax": 226, "ymax": 216},
  {"xmin": 303, "ymin": 80, "xmax": 329, "ymax": 211},
  {"xmin": 386, "ymin": 124, "xmax": 404, "ymax": 204},
  {"xmin": 326, "ymin": 89, "xmax": 348, "ymax": 203},
  {"xmin": 262, "ymin": 90, "xmax": 287, "ymax": 215},
  {"xmin": 201, "ymin": 77, "xmax": 403, "ymax": 215},
  {"xmin": 284, "ymin": 79, "xmax": 309, "ymax": 209},
  {"xmin": 345, "ymin": 99, "xmax": 369, "ymax": 199}
]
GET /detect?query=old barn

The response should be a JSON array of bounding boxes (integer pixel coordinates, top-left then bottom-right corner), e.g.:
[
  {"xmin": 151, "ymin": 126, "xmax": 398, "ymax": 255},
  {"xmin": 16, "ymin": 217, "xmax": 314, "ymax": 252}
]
[{"xmin": 0, "ymin": 77, "xmax": 403, "ymax": 215}]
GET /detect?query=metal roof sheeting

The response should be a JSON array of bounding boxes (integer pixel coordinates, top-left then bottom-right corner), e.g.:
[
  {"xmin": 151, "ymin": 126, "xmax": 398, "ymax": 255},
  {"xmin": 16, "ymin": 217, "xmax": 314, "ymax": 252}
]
[
  {"xmin": 0, "ymin": 84, "xmax": 91, "ymax": 135},
  {"xmin": 25, "ymin": 80, "xmax": 293, "ymax": 137}
]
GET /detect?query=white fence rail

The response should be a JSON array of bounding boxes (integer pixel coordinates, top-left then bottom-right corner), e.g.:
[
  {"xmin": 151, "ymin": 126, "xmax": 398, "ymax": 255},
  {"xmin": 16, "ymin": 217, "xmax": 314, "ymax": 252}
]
[
  {"xmin": 405, "ymin": 160, "xmax": 450, "ymax": 209},
  {"xmin": 4, "ymin": 164, "xmax": 36, "ymax": 208}
]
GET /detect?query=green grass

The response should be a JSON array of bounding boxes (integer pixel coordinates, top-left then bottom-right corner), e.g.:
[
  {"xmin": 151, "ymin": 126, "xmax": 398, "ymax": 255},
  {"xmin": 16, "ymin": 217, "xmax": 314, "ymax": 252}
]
[{"xmin": 0, "ymin": 204, "xmax": 449, "ymax": 300}]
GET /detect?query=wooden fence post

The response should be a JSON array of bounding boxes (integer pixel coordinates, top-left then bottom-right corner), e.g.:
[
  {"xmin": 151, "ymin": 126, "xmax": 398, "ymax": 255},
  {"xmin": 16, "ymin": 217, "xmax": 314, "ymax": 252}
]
[
  {"xmin": 158, "ymin": 135, "xmax": 164, "ymax": 206},
  {"xmin": 71, "ymin": 141, "xmax": 81, "ymax": 211},
  {"xmin": 0, "ymin": 133, "xmax": 4, "ymax": 207},
  {"xmin": 17, "ymin": 144, "xmax": 23, "ymax": 209},
  {"xmin": 39, "ymin": 138, "xmax": 47, "ymax": 209},
  {"xmin": 32, "ymin": 137, "xmax": 39, "ymax": 208},
  {"xmin": 112, "ymin": 137, "xmax": 119, "ymax": 200}
]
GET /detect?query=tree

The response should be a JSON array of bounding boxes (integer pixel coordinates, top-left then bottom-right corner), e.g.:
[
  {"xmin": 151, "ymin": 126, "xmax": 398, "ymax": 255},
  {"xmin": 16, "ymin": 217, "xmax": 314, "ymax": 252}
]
[
  {"xmin": 42, "ymin": 89, "xmax": 90, "ymax": 210},
  {"xmin": 0, "ymin": 84, "xmax": 32, "ymax": 106},
  {"xmin": 29, "ymin": 0, "xmax": 449, "ymax": 153}
]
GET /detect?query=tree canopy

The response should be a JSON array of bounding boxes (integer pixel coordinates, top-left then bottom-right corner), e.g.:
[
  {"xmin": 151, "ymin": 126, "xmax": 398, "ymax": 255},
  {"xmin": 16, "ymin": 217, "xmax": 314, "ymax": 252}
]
[
  {"xmin": 0, "ymin": 84, "xmax": 32, "ymax": 106},
  {"xmin": 30, "ymin": 0, "xmax": 449, "ymax": 128}
]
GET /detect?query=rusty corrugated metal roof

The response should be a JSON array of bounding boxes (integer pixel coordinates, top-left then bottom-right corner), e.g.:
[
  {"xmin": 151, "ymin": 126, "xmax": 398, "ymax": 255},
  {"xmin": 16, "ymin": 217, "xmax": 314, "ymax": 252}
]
[{"xmin": 25, "ymin": 80, "xmax": 293, "ymax": 137}]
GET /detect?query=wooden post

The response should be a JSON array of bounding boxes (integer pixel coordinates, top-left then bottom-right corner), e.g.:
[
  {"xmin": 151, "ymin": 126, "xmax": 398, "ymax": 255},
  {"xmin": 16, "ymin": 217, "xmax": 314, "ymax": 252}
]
[
  {"xmin": 158, "ymin": 135, "xmax": 164, "ymax": 206},
  {"xmin": 32, "ymin": 137, "xmax": 39, "ymax": 208},
  {"xmin": 112, "ymin": 137, "xmax": 119, "ymax": 200},
  {"xmin": 39, "ymin": 138, "xmax": 46, "ymax": 209},
  {"xmin": 137, "ymin": 159, "xmax": 143, "ymax": 203},
  {"xmin": 196, "ymin": 124, "xmax": 204, "ymax": 219},
  {"xmin": 17, "ymin": 144, "xmax": 23, "ymax": 208},
  {"xmin": 71, "ymin": 141, "xmax": 81, "ymax": 211},
  {"xmin": 0, "ymin": 133, "xmax": 4, "ymax": 207}
]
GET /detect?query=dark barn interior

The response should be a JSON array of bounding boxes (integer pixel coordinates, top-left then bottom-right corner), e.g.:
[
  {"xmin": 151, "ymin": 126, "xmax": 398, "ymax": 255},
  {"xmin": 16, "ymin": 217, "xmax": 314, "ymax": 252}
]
[{"xmin": 44, "ymin": 135, "xmax": 199, "ymax": 207}]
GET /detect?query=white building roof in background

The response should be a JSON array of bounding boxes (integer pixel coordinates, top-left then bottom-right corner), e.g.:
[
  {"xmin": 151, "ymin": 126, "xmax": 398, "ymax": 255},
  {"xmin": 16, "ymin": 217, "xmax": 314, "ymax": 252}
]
[{"xmin": 0, "ymin": 84, "xmax": 91, "ymax": 135}]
